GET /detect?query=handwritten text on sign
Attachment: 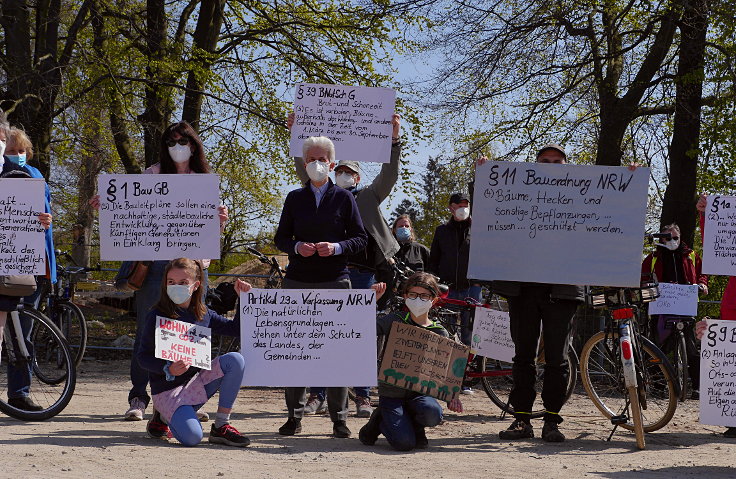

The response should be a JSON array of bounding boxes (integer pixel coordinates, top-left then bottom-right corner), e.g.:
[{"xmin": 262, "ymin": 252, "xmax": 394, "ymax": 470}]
[
  {"xmin": 471, "ymin": 309, "xmax": 515, "ymax": 362},
  {"xmin": 154, "ymin": 316, "xmax": 212, "ymax": 370},
  {"xmin": 239, "ymin": 289, "xmax": 377, "ymax": 387},
  {"xmin": 702, "ymin": 195, "xmax": 736, "ymax": 275},
  {"xmin": 0, "ymin": 178, "xmax": 46, "ymax": 275},
  {"xmin": 379, "ymin": 322, "xmax": 470, "ymax": 402},
  {"xmin": 290, "ymin": 83, "xmax": 395, "ymax": 163},
  {"xmin": 469, "ymin": 161, "xmax": 650, "ymax": 287},
  {"xmin": 700, "ymin": 320, "xmax": 736, "ymax": 427},
  {"xmin": 648, "ymin": 283, "xmax": 699, "ymax": 316},
  {"xmin": 98, "ymin": 174, "xmax": 221, "ymax": 261}
]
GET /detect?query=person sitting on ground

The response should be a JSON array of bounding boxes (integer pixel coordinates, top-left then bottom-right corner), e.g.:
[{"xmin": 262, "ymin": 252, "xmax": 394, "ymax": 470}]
[
  {"xmin": 136, "ymin": 258, "xmax": 252, "ymax": 447},
  {"xmin": 359, "ymin": 273, "xmax": 463, "ymax": 451}
]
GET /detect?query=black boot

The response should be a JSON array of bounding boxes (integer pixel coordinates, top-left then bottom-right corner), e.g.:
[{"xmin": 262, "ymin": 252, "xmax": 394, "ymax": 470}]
[{"xmin": 359, "ymin": 408, "xmax": 382, "ymax": 445}]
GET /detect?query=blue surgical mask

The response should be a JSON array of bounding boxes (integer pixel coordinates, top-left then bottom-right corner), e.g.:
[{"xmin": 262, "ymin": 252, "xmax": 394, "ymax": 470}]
[
  {"xmin": 396, "ymin": 226, "xmax": 411, "ymax": 242},
  {"xmin": 167, "ymin": 284, "xmax": 194, "ymax": 304},
  {"xmin": 6, "ymin": 153, "xmax": 26, "ymax": 167}
]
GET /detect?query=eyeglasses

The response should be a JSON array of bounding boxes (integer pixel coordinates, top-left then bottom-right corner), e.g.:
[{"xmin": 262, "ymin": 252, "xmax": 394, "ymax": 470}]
[
  {"xmin": 671, "ymin": 236, "xmax": 679, "ymax": 241},
  {"xmin": 406, "ymin": 292, "xmax": 433, "ymax": 301},
  {"xmin": 166, "ymin": 137, "xmax": 190, "ymax": 147}
]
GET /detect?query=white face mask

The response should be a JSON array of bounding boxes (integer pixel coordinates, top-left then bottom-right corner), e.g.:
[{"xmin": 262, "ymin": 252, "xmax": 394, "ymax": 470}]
[
  {"xmin": 167, "ymin": 284, "xmax": 194, "ymax": 304},
  {"xmin": 660, "ymin": 239, "xmax": 680, "ymax": 251},
  {"xmin": 0, "ymin": 139, "xmax": 6, "ymax": 159},
  {"xmin": 306, "ymin": 161, "xmax": 330, "ymax": 182},
  {"xmin": 335, "ymin": 171, "xmax": 356, "ymax": 189},
  {"xmin": 453, "ymin": 206, "xmax": 470, "ymax": 221},
  {"xmin": 168, "ymin": 144, "xmax": 191, "ymax": 164},
  {"xmin": 405, "ymin": 297, "xmax": 433, "ymax": 317}
]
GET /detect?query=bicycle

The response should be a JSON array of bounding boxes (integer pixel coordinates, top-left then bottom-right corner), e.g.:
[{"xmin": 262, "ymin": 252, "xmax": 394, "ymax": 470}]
[
  {"xmin": 651, "ymin": 315, "xmax": 699, "ymax": 402},
  {"xmin": 0, "ymin": 303, "xmax": 77, "ymax": 420},
  {"xmin": 579, "ymin": 274, "xmax": 679, "ymax": 450},
  {"xmin": 33, "ymin": 250, "xmax": 100, "ymax": 367}
]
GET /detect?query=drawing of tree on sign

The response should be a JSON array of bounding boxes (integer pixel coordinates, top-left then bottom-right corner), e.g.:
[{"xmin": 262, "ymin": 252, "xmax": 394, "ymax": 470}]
[
  {"xmin": 393, "ymin": 371, "xmax": 405, "ymax": 385},
  {"xmin": 382, "ymin": 368, "xmax": 396, "ymax": 383},
  {"xmin": 426, "ymin": 380, "xmax": 437, "ymax": 396},
  {"xmin": 451, "ymin": 357, "xmax": 468, "ymax": 378},
  {"xmin": 405, "ymin": 376, "xmax": 419, "ymax": 390},
  {"xmin": 472, "ymin": 334, "xmax": 481, "ymax": 349},
  {"xmin": 420, "ymin": 379, "xmax": 429, "ymax": 393},
  {"xmin": 437, "ymin": 385, "xmax": 450, "ymax": 400},
  {"xmin": 452, "ymin": 386, "xmax": 460, "ymax": 399}
]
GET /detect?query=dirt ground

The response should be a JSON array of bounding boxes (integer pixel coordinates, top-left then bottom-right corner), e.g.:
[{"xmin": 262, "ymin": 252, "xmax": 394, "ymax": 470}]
[{"xmin": 1, "ymin": 360, "xmax": 734, "ymax": 479}]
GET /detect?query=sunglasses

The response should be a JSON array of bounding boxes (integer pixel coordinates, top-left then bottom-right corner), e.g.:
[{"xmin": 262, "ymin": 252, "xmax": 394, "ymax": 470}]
[{"xmin": 166, "ymin": 137, "xmax": 190, "ymax": 147}]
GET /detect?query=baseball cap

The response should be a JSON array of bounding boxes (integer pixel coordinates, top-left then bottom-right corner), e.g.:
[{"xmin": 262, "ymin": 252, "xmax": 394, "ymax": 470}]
[
  {"xmin": 449, "ymin": 192, "xmax": 469, "ymax": 205},
  {"xmin": 336, "ymin": 160, "xmax": 361, "ymax": 175},
  {"xmin": 536, "ymin": 143, "xmax": 567, "ymax": 160}
]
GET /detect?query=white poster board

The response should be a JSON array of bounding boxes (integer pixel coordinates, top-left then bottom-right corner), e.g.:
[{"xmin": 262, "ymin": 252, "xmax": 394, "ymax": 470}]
[
  {"xmin": 700, "ymin": 319, "xmax": 736, "ymax": 427},
  {"xmin": 289, "ymin": 83, "xmax": 395, "ymax": 163},
  {"xmin": 648, "ymin": 283, "xmax": 699, "ymax": 316},
  {"xmin": 468, "ymin": 161, "xmax": 650, "ymax": 287},
  {"xmin": 97, "ymin": 174, "xmax": 221, "ymax": 260},
  {"xmin": 154, "ymin": 316, "xmax": 212, "ymax": 370},
  {"xmin": 239, "ymin": 289, "xmax": 378, "ymax": 386},
  {"xmin": 471, "ymin": 309, "xmax": 515, "ymax": 362},
  {"xmin": 702, "ymin": 195, "xmax": 736, "ymax": 275},
  {"xmin": 0, "ymin": 178, "xmax": 47, "ymax": 275}
]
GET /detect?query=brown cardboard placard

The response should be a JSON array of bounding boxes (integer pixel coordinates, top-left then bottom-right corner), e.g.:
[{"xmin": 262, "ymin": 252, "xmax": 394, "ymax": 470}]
[{"xmin": 379, "ymin": 321, "xmax": 470, "ymax": 401}]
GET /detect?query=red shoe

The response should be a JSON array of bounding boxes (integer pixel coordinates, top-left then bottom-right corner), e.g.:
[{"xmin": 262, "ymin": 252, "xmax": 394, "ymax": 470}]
[
  {"xmin": 209, "ymin": 423, "xmax": 250, "ymax": 447},
  {"xmin": 146, "ymin": 410, "xmax": 171, "ymax": 440}
]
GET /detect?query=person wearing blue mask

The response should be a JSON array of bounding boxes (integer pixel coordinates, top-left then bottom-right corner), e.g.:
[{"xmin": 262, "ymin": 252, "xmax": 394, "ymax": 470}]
[{"xmin": 392, "ymin": 215, "xmax": 430, "ymax": 273}]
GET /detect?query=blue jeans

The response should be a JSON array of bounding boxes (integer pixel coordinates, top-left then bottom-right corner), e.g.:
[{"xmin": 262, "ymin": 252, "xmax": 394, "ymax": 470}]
[
  {"xmin": 448, "ymin": 285, "xmax": 482, "ymax": 346},
  {"xmin": 379, "ymin": 395, "xmax": 443, "ymax": 451},
  {"xmin": 129, "ymin": 262, "xmax": 209, "ymax": 406},
  {"xmin": 8, "ymin": 280, "xmax": 47, "ymax": 398},
  {"xmin": 168, "ymin": 352, "xmax": 244, "ymax": 447},
  {"xmin": 311, "ymin": 269, "xmax": 374, "ymax": 400}
]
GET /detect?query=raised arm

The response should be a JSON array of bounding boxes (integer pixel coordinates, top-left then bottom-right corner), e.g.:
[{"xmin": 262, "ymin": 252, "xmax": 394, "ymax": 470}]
[{"xmin": 366, "ymin": 114, "xmax": 402, "ymax": 203}]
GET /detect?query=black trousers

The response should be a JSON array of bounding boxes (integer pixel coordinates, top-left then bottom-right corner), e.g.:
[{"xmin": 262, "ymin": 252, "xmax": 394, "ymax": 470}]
[{"xmin": 507, "ymin": 285, "xmax": 578, "ymax": 424}]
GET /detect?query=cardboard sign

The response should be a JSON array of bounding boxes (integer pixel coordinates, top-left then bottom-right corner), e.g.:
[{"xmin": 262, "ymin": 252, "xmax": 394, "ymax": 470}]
[
  {"xmin": 471, "ymin": 309, "xmax": 515, "ymax": 362},
  {"xmin": 702, "ymin": 195, "xmax": 736, "ymax": 275},
  {"xmin": 379, "ymin": 321, "xmax": 470, "ymax": 401},
  {"xmin": 98, "ymin": 174, "xmax": 221, "ymax": 260},
  {"xmin": 469, "ymin": 161, "xmax": 650, "ymax": 287},
  {"xmin": 289, "ymin": 83, "xmax": 395, "ymax": 163},
  {"xmin": 0, "ymin": 178, "xmax": 46, "ymax": 275},
  {"xmin": 648, "ymin": 283, "xmax": 699, "ymax": 316},
  {"xmin": 154, "ymin": 316, "xmax": 212, "ymax": 370},
  {"xmin": 700, "ymin": 319, "xmax": 736, "ymax": 427},
  {"xmin": 239, "ymin": 289, "xmax": 378, "ymax": 386}
]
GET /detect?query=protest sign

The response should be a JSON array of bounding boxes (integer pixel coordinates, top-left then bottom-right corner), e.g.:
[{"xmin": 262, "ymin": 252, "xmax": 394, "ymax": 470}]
[
  {"xmin": 468, "ymin": 161, "xmax": 650, "ymax": 287},
  {"xmin": 700, "ymin": 319, "xmax": 736, "ymax": 427},
  {"xmin": 0, "ymin": 178, "xmax": 46, "ymax": 275},
  {"xmin": 154, "ymin": 316, "xmax": 212, "ymax": 370},
  {"xmin": 97, "ymin": 174, "xmax": 221, "ymax": 260},
  {"xmin": 648, "ymin": 283, "xmax": 699, "ymax": 316},
  {"xmin": 379, "ymin": 321, "xmax": 470, "ymax": 402},
  {"xmin": 471, "ymin": 309, "xmax": 515, "ymax": 362},
  {"xmin": 289, "ymin": 83, "xmax": 395, "ymax": 163},
  {"xmin": 702, "ymin": 195, "xmax": 736, "ymax": 275},
  {"xmin": 239, "ymin": 289, "xmax": 377, "ymax": 386}
]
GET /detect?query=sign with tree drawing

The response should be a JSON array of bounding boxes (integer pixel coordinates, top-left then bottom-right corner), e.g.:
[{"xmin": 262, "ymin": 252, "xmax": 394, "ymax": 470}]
[{"xmin": 379, "ymin": 321, "xmax": 470, "ymax": 401}]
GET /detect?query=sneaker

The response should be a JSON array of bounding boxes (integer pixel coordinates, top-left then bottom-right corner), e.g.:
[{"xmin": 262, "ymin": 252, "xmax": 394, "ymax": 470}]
[
  {"xmin": 414, "ymin": 426, "xmax": 428, "ymax": 449},
  {"xmin": 333, "ymin": 420, "xmax": 351, "ymax": 438},
  {"xmin": 209, "ymin": 423, "xmax": 250, "ymax": 447},
  {"xmin": 724, "ymin": 427, "xmax": 736, "ymax": 438},
  {"xmin": 278, "ymin": 417, "xmax": 302, "ymax": 436},
  {"xmin": 147, "ymin": 410, "xmax": 171, "ymax": 440},
  {"xmin": 124, "ymin": 398, "xmax": 146, "ymax": 421},
  {"xmin": 499, "ymin": 419, "xmax": 534, "ymax": 440},
  {"xmin": 303, "ymin": 395, "xmax": 326, "ymax": 415},
  {"xmin": 198, "ymin": 411, "xmax": 209, "ymax": 422},
  {"xmin": 541, "ymin": 421, "xmax": 565, "ymax": 442},
  {"xmin": 8, "ymin": 396, "xmax": 43, "ymax": 412},
  {"xmin": 358, "ymin": 409, "xmax": 381, "ymax": 446},
  {"xmin": 354, "ymin": 396, "xmax": 373, "ymax": 418},
  {"xmin": 461, "ymin": 387, "xmax": 475, "ymax": 395}
]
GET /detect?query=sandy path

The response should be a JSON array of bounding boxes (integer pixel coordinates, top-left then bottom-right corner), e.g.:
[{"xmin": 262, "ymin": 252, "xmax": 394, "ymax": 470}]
[{"xmin": 1, "ymin": 360, "xmax": 734, "ymax": 478}]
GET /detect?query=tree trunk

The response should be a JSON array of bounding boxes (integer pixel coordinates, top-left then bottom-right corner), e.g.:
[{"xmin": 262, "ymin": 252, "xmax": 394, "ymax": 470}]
[
  {"xmin": 181, "ymin": 0, "xmax": 225, "ymax": 130},
  {"xmin": 660, "ymin": 0, "xmax": 709, "ymax": 247}
]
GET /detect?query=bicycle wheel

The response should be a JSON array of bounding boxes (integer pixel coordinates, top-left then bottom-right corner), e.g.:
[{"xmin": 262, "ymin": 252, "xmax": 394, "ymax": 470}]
[
  {"xmin": 0, "ymin": 309, "xmax": 77, "ymax": 420},
  {"xmin": 480, "ymin": 348, "xmax": 577, "ymax": 419},
  {"xmin": 628, "ymin": 386, "xmax": 646, "ymax": 450},
  {"xmin": 676, "ymin": 332, "xmax": 689, "ymax": 402},
  {"xmin": 50, "ymin": 301, "xmax": 87, "ymax": 367},
  {"xmin": 580, "ymin": 331, "xmax": 677, "ymax": 432}
]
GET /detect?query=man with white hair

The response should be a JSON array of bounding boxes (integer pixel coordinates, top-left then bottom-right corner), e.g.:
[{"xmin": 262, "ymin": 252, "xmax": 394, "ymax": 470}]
[{"xmin": 274, "ymin": 135, "xmax": 368, "ymax": 438}]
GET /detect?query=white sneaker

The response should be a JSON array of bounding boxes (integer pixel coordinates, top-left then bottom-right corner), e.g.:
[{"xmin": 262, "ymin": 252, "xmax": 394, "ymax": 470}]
[
  {"xmin": 461, "ymin": 387, "xmax": 475, "ymax": 395},
  {"xmin": 125, "ymin": 398, "xmax": 146, "ymax": 421},
  {"xmin": 354, "ymin": 396, "xmax": 374, "ymax": 418}
]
